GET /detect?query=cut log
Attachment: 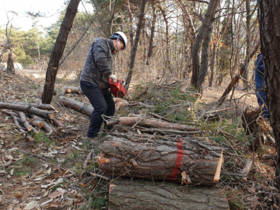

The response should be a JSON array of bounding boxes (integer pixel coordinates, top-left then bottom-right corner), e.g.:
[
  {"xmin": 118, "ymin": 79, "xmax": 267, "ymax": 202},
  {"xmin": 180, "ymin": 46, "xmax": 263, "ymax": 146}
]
[
  {"xmin": 0, "ymin": 102, "xmax": 55, "ymax": 119},
  {"xmin": 64, "ymin": 86, "xmax": 83, "ymax": 95},
  {"xmin": 59, "ymin": 96, "xmax": 93, "ymax": 117},
  {"xmin": 18, "ymin": 111, "xmax": 37, "ymax": 133},
  {"xmin": 113, "ymin": 98, "xmax": 129, "ymax": 110},
  {"xmin": 109, "ymin": 179, "xmax": 229, "ymax": 210},
  {"xmin": 29, "ymin": 118, "xmax": 45, "ymax": 129},
  {"xmin": 30, "ymin": 115, "xmax": 53, "ymax": 135},
  {"xmin": 51, "ymin": 118, "xmax": 64, "ymax": 127},
  {"xmin": 96, "ymin": 134, "xmax": 223, "ymax": 186},
  {"xmin": 119, "ymin": 116, "xmax": 199, "ymax": 131}
]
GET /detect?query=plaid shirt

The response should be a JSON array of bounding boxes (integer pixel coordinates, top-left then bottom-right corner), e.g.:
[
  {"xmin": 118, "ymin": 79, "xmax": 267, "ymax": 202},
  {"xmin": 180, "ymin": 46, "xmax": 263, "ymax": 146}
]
[{"xmin": 80, "ymin": 38, "xmax": 114, "ymax": 90}]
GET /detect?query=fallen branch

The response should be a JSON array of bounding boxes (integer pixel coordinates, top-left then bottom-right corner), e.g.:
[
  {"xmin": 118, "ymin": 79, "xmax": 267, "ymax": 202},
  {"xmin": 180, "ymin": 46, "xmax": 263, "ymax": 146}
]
[
  {"xmin": 11, "ymin": 115, "xmax": 32, "ymax": 141},
  {"xmin": 90, "ymin": 172, "xmax": 110, "ymax": 181},
  {"xmin": 59, "ymin": 96, "xmax": 93, "ymax": 117},
  {"xmin": 83, "ymin": 150, "xmax": 94, "ymax": 169},
  {"xmin": 128, "ymin": 102, "xmax": 155, "ymax": 108},
  {"xmin": 149, "ymin": 112, "xmax": 172, "ymax": 122},
  {"xmin": 119, "ymin": 116, "xmax": 199, "ymax": 131},
  {"xmin": 6, "ymin": 102, "xmax": 56, "ymax": 111},
  {"xmin": 204, "ymin": 107, "xmax": 236, "ymax": 115},
  {"xmin": 138, "ymin": 127, "xmax": 201, "ymax": 135}
]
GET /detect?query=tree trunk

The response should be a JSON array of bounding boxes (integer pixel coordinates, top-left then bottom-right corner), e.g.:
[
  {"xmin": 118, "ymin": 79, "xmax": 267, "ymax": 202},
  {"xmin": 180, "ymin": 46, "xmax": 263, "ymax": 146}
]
[
  {"xmin": 146, "ymin": 0, "xmax": 156, "ymax": 65},
  {"xmin": 125, "ymin": 0, "xmax": 147, "ymax": 89},
  {"xmin": 258, "ymin": 0, "xmax": 280, "ymax": 188},
  {"xmin": 125, "ymin": 0, "xmax": 134, "ymax": 49},
  {"xmin": 157, "ymin": 0, "xmax": 172, "ymax": 74},
  {"xmin": 197, "ymin": 19, "xmax": 215, "ymax": 89},
  {"xmin": 41, "ymin": 0, "xmax": 80, "ymax": 104},
  {"xmin": 209, "ymin": 39, "xmax": 216, "ymax": 87},
  {"xmin": 7, "ymin": 50, "xmax": 15, "ymax": 74},
  {"xmin": 109, "ymin": 179, "xmax": 229, "ymax": 210},
  {"xmin": 242, "ymin": 0, "xmax": 251, "ymax": 90},
  {"xmin": 97, "ymin": 134, "xmax": 223, "ymax": 186},
  {"xmin": 191, "ymin": 0, "xmax": 219, "ymax": 89}
]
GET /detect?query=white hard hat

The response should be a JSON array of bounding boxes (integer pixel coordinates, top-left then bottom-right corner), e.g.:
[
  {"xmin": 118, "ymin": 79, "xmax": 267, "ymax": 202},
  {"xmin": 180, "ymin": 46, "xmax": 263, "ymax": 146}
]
[{"xmin": 111, "ymin": 32, "xmax": 128, "ymax": 50}]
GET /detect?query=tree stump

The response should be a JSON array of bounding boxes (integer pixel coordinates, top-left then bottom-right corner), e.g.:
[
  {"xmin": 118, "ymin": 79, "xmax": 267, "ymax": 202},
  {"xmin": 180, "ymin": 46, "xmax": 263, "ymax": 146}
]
[
  {"xmin": 241, "ymin": 105, "xmax": 273, "ymax": 148},
  {"xmin": 109, "ymin": 179, "xmax": 229, "ymax": 210},
  {"xmin": 96, "ymin": 133, "xmax": 223, "ymax": 186}
]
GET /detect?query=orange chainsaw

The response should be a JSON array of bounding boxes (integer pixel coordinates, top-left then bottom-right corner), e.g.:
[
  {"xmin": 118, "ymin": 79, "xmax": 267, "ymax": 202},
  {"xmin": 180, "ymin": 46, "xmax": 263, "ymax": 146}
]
[{"xmin": 109, "ymin": 78, "xmax": 127, "ymax": 98}]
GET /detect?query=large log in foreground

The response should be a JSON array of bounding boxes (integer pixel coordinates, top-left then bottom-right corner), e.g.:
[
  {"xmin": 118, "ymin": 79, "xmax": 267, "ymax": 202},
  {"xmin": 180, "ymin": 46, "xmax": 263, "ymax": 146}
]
[
  {"xmin": 96, "ymin": 134, "xmax": 223, "ymax": 186},
  {"xmin": 109, "ymin": 179, "xmax": 229, "ymax": 210}
]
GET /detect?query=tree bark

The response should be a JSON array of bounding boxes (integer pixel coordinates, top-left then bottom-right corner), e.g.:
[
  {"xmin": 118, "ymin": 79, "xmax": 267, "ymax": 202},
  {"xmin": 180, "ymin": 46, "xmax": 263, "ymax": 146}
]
[
  {"xmin": 97, "ymin": 134, "xmax": 223, "ymax": 186},
  {"xmin": 125, "ymin": 0, "xmax": 147, "ymax": 89},
  {"xmin": 42, "ymin": 0, "xmax": 80, "ymax": 104},
  {"xmin": 109, "ymin": 179, "xmax": 229, "ymax": 210},
  {"xmin": 59, "ymin": 96, "xmax": 93, "ymax": 117},
  {"xmin": 257, "ymin": 3, "xmax": 280, "ymax": 167}
]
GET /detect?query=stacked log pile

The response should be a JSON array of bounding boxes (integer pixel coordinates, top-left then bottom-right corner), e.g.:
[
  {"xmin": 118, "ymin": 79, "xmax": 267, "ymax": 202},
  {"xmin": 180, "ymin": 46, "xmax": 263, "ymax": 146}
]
[
  {"xmin": 0, "ymin": 102, "xmax": 62, "ymax": 139},
  {"xmin": 59, "ymin": 94, "xmax": 229, "ymax": 209}
]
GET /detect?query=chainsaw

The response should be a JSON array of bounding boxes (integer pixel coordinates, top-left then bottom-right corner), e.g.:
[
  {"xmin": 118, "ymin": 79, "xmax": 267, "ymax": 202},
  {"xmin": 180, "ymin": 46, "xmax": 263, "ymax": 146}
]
[{"xmin": 109, "ymin": 78, "xmax": 127, "ymax": 98}]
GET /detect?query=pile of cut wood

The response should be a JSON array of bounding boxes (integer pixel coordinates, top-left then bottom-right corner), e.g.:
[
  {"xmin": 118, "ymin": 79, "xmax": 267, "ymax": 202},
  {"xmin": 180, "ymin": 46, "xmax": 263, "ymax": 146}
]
[{"xmin": 0, "ymin": 102, "xmax": 62, "ymax": 140}]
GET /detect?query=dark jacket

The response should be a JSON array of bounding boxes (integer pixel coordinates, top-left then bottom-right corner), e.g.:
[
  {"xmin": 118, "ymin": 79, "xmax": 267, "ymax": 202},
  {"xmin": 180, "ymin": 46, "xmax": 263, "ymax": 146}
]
[
  {"xmin": 80, "ymin": 38, "xmax": 115, "ymax": 90},
  {"xmin": 255, "ymin": 53, "xmax": 265, "ymax": 90}
]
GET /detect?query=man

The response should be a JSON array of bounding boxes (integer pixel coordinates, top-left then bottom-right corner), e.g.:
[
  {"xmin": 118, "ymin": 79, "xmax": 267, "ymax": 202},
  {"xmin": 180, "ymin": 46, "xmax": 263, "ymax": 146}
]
[
  {"xmin": 255, "ymin": 52, "xmax": 269, "ymax": 118},
  {"xmin": 80, "ymin": 32, "xmax": 128, "ymax": 138}
]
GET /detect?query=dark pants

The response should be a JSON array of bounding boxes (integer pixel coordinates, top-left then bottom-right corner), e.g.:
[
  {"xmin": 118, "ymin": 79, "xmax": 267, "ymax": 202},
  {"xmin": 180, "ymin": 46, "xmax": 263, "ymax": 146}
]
[{"xmin": 80, "ymin": 81, "xmax": 115, "ymax": 137}]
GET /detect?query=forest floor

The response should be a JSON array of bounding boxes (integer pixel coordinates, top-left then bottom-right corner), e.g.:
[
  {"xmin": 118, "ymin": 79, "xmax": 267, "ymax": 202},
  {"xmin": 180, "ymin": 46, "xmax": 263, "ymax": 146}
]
[{"xmin": 0, "ymin": 68, "xmax": 279, "ymax": 210}]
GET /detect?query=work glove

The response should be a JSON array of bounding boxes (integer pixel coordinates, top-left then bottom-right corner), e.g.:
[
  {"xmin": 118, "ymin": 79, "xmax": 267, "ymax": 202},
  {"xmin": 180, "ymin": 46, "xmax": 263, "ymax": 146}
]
[{"xmin": 109, "ymin": 74, "xmax": 117, "ymax": 83}]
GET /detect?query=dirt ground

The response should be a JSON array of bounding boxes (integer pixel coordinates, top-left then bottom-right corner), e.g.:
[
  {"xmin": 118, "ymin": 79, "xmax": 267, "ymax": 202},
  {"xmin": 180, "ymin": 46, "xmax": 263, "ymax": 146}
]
[{"xmin": 0, "ymin": 68, "xmax": 279, "ymax": 210}]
